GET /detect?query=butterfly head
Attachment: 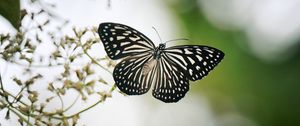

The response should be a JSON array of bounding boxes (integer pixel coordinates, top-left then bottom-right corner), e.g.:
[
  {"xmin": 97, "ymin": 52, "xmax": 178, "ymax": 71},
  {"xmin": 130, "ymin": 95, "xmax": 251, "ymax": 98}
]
[
  {"xmin": 153, "ymin": 43, "xmax": 166, "ymax": 60},
  {"xmin": 158, "ymin": 43, "xmax": 166, "ymax": 50}
]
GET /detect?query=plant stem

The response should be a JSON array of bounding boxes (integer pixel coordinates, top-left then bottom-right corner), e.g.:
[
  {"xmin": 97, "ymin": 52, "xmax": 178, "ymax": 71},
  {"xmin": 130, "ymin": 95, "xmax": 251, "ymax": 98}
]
[
  {"xmin": 8, "ymin": 107, "xmax": 34, "ymax": 126},
  {"xmin": 64, "ymin": 84, "xmax": 116, "ymax": 119}
]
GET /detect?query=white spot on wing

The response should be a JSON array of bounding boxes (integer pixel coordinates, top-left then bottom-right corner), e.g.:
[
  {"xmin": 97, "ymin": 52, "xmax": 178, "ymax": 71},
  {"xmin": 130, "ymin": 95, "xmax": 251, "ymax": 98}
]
[
  {"xmin": 129, "ymin": 36, "xmax": 140, "ymax": 41},
  {"xmin": 115, "ymin": 50, "xmax": 121, "ymax": 55},
  {"xmin": 203, "ymin": 61, "xmax": 207, "ymax": 66},
  {"xmin": 206, "ymin": 49, "xmax": 214, "ymax": 54},
  {"xmin": 117, "ymin": 36, "xmax": 126, "ymax": 40},
  {"xmin": 196, "ymin": 55, "xmax": 203, "ymax": 61},
  {"xmin": 187, "ymin": 57, "xmax": 195, "ymax": 64},
  {"xmin": 184, "ymin": 49, "xmax": 193, "ymax": 54},
  {"xmin": 115, "ymin": 26, "xmax": 126, "ymax": 30},
  {"xmin": 196, "ymin": 66, "xmax": 200, "ymax": 70},
  {"xmin": 109, "ymin": 37, "xmax": 114, "ymax": 41},
  {"xmin": 123, "ymin": 33, "xmax": 130, "ymax": 36}
]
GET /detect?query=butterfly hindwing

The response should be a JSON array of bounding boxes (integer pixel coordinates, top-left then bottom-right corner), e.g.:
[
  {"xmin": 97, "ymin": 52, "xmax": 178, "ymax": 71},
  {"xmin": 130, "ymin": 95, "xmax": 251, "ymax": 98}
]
[
  {"xmin": 164, "ymin": 45, "xmax": 224, "ymax": 81},
  {"xmin": 98, "ymin": 23, "xmax": 155, "ymax": 60},
  {"xmin": 152, "ymin": 53, "xmax": 189, "ymax": 103},
  {"xmin": 113, "ymin": 53, "xmax": 155, "ymax": 95}
]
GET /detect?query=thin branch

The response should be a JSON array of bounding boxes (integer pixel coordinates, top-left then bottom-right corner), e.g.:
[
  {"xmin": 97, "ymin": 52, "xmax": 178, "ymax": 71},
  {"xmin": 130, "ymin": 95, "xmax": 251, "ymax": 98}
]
[
  {"xmin": 8, "ymin": 107, "xmax": 34, "ymax": 126},
  {"xmin": 63, "ymin": 94, "xmax": 80, "ymax": 112},
  {"xmin": 64, "ymin": 84, "xmax": 116, "ymax": 119}
]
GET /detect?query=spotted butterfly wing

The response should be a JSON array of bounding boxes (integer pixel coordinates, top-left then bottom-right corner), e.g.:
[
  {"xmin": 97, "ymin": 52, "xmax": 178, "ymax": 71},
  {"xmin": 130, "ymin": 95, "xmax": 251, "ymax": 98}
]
[
  {"xmin": 98, "ymin": 22, "xmax": 224, "ymax": 103},
  {"xmin": 163, "ymin": 45, "xmax": 224, "ymax": 81},
  {"xmin": 113, "ymin": 52, "xmax": 156, "ymax": 95},
  {"xmin": 98, "ymin": 22, "xmax": 157, "ymax": 95},
  {"xmin": 98, "ymin": 22, "xmax": 155, "ymax": 59},
  {"xmin": 151, "ymin": 46, "xmax": 224, "ymax": 102},
  {"xmin": 152, "ymin": 53, "xmax": 190, "ymax": 102}
]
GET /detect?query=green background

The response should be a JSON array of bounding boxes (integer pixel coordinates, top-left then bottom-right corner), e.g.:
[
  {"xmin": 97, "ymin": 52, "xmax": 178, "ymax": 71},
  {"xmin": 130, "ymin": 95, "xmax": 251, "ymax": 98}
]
[{"xmin": 167, "ymin": 1, "xmax": 300, "ymax": 126}]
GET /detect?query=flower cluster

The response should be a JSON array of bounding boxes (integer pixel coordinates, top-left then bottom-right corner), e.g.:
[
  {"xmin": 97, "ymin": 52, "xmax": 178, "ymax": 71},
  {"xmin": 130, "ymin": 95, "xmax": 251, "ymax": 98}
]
[{"xmin": 0, "ymin": 1, "xmax": 116, "ymax": 126}]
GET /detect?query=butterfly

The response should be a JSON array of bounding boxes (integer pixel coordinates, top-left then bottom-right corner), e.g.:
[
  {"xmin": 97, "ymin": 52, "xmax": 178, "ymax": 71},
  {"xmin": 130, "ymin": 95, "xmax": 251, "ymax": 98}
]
[{"xmin": 97, "ymin": 22, "xmax": 224, "ymax": 103}]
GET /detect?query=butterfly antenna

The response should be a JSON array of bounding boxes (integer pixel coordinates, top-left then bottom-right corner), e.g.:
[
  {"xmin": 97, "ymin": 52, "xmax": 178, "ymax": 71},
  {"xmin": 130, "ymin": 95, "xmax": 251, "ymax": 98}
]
[
  {"xmin": 165, "ymin": 38, "xmax": 189, "ymax": 44},
  {"xmin": 152, "ymin": 26, "xmax": 163, "ymax": 43}
]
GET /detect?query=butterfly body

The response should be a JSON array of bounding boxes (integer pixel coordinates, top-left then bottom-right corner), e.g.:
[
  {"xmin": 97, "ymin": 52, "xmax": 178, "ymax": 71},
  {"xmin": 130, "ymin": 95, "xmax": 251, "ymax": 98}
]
[
  {"xmin": 142, "ymin": 58, "xmax": 157, "ymax": 75},
  {"xmin": 153, "ymin": 43, "xmax": 166, "ymax": 59},
  {"xmin": 98, "ymin": 22, "xmax": 224, "ymax": 103}
]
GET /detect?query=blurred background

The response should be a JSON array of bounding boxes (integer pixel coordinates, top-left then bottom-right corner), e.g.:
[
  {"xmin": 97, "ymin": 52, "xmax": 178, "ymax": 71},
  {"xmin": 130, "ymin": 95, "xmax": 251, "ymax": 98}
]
[{"xmin": 1, "ymin": 0, "xmax": 300, "ymax": 126}]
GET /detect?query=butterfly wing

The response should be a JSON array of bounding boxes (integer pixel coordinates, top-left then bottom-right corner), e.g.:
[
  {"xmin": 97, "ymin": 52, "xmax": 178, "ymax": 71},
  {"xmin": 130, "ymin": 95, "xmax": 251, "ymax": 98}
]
[
  {"xmin": 152, "ymin": 53, "xmax": 190, "ymax": 103},
  {"xmin": 98, "ymin": 22, "xmax": 155, "ymax": 60},
  {"xmin": 113, "ymin": 52, "xmax": 156, "ymax": 95},
  {"xmin": 163, "ymin": 45, "xmax": 224, "ymax": 81}
]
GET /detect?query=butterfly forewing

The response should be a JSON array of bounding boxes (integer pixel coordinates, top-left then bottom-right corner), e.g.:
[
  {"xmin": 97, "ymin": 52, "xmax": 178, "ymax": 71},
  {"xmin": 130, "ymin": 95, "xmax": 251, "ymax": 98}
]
[
  {"xmin": 152, "ymin": 53, "xmax": 189, "ymax": 103},
  {"xmin": 98, "ymin": 23, "xmax": 155, "ymax": 60},
  {"xmin": 163, "ymin": 45, "xmax": 224, "ymax": 81},
  {"xmin": 113, "ymin": 53, "xmax": 155, "ymax": 95}
]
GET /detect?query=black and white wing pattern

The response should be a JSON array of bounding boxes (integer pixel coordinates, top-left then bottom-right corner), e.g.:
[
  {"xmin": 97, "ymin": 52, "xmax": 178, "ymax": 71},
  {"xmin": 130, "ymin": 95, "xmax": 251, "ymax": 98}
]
[
  {"xmin": 98, "ymin": 22, "xmax": 155, "ymax": 59},
  {"xmin": 98, "ymin": 22, "xmax": 225, "ymax": 103},
  {"xmin": 113, "ymin": 53, "xmax": 156, "ymax": 95},
  {"xmin": 152, "ymin": 53, "xmax": 189, "ymax": 102},
  {"xmin": 98, "ymin": 22, "xmax": 156, "ymax": 95},
  {"xmin": 163, "ymin": 45, "xmax": 224, "ymax": 81}
]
